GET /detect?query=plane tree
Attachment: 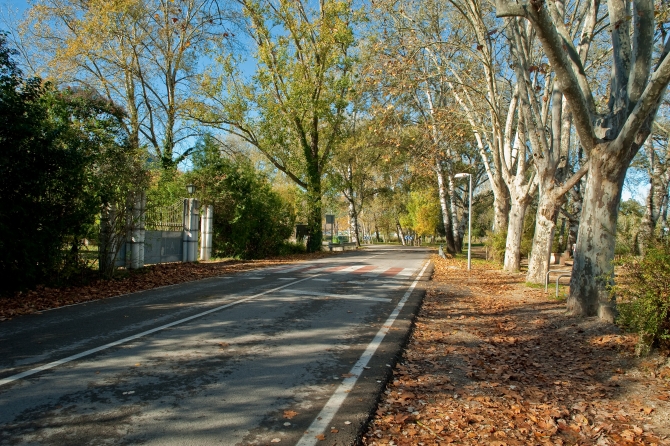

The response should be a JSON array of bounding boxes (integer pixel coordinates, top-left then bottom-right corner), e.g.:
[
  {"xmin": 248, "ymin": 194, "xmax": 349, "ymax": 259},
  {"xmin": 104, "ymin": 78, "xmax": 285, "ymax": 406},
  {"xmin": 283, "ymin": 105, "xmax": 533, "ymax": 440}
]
[{"xmin": 496, "ymin": 0, "xmax": 670, "ymax": 319}]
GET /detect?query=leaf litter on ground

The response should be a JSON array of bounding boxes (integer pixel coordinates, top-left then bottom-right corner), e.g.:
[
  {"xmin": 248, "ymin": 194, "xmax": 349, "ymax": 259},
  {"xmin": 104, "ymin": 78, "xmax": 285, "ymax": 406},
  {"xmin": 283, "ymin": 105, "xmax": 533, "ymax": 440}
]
[
  {"xmin": 362, "ymin": 254, "xmax": 670, "ymax": 446},
  {"xmin": 0, "ymin": 252, "xmax": 336, "ymax": 321}
]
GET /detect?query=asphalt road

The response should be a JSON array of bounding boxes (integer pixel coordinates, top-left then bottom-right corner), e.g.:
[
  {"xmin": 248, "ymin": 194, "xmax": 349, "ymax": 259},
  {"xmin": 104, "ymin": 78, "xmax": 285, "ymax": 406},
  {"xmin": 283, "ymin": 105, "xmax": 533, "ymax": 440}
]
[{"xmin": 0, "ymin": 245, "xmax": 432, "ymax": 446}]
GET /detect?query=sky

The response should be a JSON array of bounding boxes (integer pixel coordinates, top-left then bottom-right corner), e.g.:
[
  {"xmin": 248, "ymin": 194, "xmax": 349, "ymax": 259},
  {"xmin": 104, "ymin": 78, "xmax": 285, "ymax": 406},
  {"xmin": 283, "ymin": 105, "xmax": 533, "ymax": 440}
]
[
  {"xmin": 0, "ymin": 0, "xmax": 652, "ymax": 202},
  {"xmin": 2, "ymin": 0, "xmax": 27, "ymax": 17},
  {"xmin": 1, "ymin": 1, "xmax": 28, "ymax": 35}
]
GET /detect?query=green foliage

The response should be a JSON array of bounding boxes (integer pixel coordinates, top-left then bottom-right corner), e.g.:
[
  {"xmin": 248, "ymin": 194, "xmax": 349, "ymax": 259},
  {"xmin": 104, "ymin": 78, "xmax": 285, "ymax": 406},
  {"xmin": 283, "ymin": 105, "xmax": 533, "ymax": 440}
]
[
  {"xmin": 276, "ymin": 241, "xmax": 307, "ymax": 256},
  {"xmin": 471, "ymin": 191, "xmax": 494, "ymax": 238},
  {"xmin": 0, "ymin": 34, "xmax": 147, "ymax": 291},
  {"xmin": 615, "ymin": 199, "xmax": 644, "ymax": 256},
  {"xmin": 146, "ymin": 168, "xmax": 188, "ymax": 208},
  {"xmin": 196, "ymin": 0, "xmax": 356, "ymax": 252},
  {"xmin": 611, "ymin": 239, "xmax": 670, "ymax": 352},
  {"xmin": 485, "ymin": 230, "xmax": 507, "ymax": 264},
  {"xmin": 189, "ymin": 136, "xmax": 295, "ymax": 259},
  {"xmin": 400, "ymin": 188, "xmax": 441, "ymax": 236}
]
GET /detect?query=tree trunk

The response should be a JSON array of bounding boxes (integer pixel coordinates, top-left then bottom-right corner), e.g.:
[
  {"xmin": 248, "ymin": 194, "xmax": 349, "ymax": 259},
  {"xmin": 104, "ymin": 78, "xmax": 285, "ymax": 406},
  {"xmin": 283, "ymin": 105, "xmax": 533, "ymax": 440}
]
[
  {"xmin": 457, "ymin": 211, "xmax": 468, "ymax": 250},
  {"xmin": 396, "ymin": 219, "xmax": 406, "ymax": 245},
  {"xmin": 639, "ymin": 146, "xmax": 667, "ymax": 251},
  {"xmin": 436, "ymin": 160, "xmax": 457, "ymax": 253},
  {"xmin": 348, "ymin": 198, "xmax": 360, "ymax": 246},
  {"xmin": 503, "ymin": 198, "xmax": 529, "ymax": 272},
  {"xmin": 566, "ymin": 183, "xmax": 583, "ymax": 256},
  {"xmin": 448, "ymin": 175, "xmax": 462, "ymax": 252},
  {"xmin": 306, "ymin": 170, "xmax": 323, "ymax": 253},
  {"xmin": 493, "ymin": 183, "xmax": 511, "ymax": 234},
  {"xmin": 568, "ymin": 149, "xmax": 628, "ymax": 321},
  {"xmin": 526, "ymin": 195, "xmax": 560, "ymax": 283}
]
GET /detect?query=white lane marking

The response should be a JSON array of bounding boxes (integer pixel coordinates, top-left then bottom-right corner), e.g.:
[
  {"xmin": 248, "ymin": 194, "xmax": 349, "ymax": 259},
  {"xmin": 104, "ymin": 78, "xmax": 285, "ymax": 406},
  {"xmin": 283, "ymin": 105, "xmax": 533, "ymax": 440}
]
[
  {"xmin": 360, "ymin": 267, "xmax": 384, "ymax": 277},
  {"xmin": 247, "ymin": 277, "xmax": 265, "ymax": 280},
  {"xmin": 279, "ymin": 289, "xmax": 391, "ymax": 303},
  {"xmin": 312, "ymin": 278, "xmax": 331, "ymax": 282},
  {"xmin": 278, "ymin": 277, "xmax": 296, "ymax": 280},
  {"xmin": 295, "ymin": 260, "xmax": 430, "ymax": 446},
  {"xmin": 0, "ymin": 275, "xmax": 317, "ymax": 388},
  {"xmin": 397, "ymin": 268, "xmax": 418, "ymax": 277},
  {"xmin": 335, "ymin": 265, "xmax": 368, "ymax": 273},
  {"xmin": 2, "ymin": 254, "xmax": 385, "ymax": 385},
  {"xmin": 272, "ymin": 265, "xmax": 309, "ymax": 273}
]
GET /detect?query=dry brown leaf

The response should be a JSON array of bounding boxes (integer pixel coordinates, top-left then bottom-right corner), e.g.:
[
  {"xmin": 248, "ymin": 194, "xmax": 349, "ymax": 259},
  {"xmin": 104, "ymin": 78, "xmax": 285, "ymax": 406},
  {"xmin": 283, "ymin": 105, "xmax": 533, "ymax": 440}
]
[{"xmin": 283, "ymin": 410, "xmax": 298, "ymax": 419}]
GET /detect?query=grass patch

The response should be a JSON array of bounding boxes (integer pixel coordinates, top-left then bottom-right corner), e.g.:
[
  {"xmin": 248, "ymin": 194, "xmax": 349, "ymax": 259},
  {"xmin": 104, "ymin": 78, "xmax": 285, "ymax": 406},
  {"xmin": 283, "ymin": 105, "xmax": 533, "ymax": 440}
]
[{"xmin": 525, "ymin": 282, "xmax": 545, "ymax": 289}]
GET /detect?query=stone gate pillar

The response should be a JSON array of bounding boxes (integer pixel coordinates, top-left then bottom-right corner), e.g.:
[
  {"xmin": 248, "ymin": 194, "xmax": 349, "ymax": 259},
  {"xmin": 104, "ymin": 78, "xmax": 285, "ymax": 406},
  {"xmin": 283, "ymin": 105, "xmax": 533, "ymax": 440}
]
[
  {"xmin": 128, "ymin": 191, "xmax": 146, "ymax": 270},
  {"xmin": 200, "ymin": 205, "xmax": 213, "ymax": 261},
  {"xmin": 182, "ymin": 198, "xmax": 199, "ymax": 262}
]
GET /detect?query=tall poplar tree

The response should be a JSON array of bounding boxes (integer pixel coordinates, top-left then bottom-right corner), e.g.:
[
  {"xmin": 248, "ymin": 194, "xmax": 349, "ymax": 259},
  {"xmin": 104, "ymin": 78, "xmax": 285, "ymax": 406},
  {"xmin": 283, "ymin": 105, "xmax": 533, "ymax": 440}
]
[{"xmin": 197, "ymin": 0, "xmax": 356, "ymax": 252}]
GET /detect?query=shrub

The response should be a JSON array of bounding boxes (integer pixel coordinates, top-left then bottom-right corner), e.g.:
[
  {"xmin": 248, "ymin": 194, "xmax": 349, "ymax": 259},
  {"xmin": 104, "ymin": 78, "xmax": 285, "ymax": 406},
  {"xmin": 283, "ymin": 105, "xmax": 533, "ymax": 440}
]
[
  {"xmin": 485, "ymin": 230, "xmax": 507, "ymax": 263},
  {"xmin": 0, "ymin": 35, "xmax": 147, "ymax": 291},
  {"xmin": 188, "ymin": 136, "xmax": 296, "ymax": 259},
  {"xmin": 611, "ymin": 239, "xmax": 670, "ymax": 354},
  {"xmin": 276, "ymin": 241, "xmax": 307, "ymax": 256}
]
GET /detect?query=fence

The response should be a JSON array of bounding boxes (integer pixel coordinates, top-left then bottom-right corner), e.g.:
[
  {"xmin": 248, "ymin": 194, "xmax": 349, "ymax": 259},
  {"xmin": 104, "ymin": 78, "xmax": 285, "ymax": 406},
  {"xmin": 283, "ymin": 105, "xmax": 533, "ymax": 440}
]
[{"xmin": 108, "ymin": 195, "xmax": 212, "ymax": 269}]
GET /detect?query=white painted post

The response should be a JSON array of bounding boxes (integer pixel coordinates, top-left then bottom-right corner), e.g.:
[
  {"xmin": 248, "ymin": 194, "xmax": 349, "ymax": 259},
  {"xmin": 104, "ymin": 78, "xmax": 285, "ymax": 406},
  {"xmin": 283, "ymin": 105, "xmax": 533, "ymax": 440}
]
[
  {"xmin": 200, "ymin": 205, "xmax": 213, "ymax": 261},
  {"xmin": 182, "ymin": 198, "xmax": 200, "ymax": 262}
]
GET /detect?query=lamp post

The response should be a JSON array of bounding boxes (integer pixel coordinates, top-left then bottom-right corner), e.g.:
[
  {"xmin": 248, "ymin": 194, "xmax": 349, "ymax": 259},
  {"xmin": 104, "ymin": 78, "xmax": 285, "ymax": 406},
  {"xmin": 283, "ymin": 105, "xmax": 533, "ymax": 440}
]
[
  {"xmin": 186, "ymin": 184, "xmax": 196, "ymax": 196},
  {"xmin": 454, "ymin": 173, "xmax": 472, "ymax": 271}
]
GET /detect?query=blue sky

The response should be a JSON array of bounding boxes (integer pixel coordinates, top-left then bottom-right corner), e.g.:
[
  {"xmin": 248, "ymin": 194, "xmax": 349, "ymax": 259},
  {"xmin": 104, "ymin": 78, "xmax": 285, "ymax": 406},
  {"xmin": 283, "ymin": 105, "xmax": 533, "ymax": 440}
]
[
  {"xmin": 2, "ymin": 0, "xmax": 27, "ymax": 16},
  {"xmin": 0, "ymin": 0, "xmax": 652, "ymax": 201},
  {"xmin": 1, "ymin": 1, "xmax": 28, "ymax": 31}
]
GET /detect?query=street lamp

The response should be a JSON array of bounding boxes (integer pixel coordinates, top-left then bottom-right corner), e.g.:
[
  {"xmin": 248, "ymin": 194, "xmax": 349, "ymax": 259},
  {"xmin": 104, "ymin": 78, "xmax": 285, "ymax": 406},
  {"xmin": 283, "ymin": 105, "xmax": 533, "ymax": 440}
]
[
  {"xmin": 186, "ymin": 184, "xmax": 196, "ymax": 196},
  {"xmin": 454, "ymin": 173, "xmax": 472, "ymax": 271}
]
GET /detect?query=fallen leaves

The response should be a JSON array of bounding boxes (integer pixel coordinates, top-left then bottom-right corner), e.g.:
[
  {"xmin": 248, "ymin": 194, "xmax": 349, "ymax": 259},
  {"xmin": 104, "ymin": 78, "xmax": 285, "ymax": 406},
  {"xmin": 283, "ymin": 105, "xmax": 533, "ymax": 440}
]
[
  {"xmin": 283, "ymin": 410, "xmax": 298, "ymax": 419},
  {"xmin": 0, "ymin": 252, "xmax": 335, "ymax": 321},
  {"xmin": 362, "ymin": 254, "xmax": 670, "ymax": 446}
]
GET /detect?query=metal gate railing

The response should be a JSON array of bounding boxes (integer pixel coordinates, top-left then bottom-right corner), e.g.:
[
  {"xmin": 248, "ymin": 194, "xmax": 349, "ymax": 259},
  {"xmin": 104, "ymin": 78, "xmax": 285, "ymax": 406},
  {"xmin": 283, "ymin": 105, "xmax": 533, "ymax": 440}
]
[{"xmin": 145, "ymin": 200, "xmax": 184, "ymax": 232}]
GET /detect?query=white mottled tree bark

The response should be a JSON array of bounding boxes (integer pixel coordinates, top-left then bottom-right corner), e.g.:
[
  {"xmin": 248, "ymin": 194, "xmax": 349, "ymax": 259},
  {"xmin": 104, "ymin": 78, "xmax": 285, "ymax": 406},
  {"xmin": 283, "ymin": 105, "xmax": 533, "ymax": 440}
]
[
  {"xmin": 496, "ymin": 0, "xmax": 670, "ymax": 318},
  {"xmin": 507, "ymin": 13, "xmax": 592, "ymax": 283}
]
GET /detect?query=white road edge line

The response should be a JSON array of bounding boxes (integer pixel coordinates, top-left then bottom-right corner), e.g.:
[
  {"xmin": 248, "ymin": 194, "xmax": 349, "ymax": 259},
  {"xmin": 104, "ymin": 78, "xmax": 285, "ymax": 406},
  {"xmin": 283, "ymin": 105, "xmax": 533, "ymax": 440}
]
[
  {"xmin": 296, "ymin": 260, "xmax": 430, "ymax": 446},
  {"xmin": 0, "ymin": 275, "xmax": 318, "ymax": 388}
]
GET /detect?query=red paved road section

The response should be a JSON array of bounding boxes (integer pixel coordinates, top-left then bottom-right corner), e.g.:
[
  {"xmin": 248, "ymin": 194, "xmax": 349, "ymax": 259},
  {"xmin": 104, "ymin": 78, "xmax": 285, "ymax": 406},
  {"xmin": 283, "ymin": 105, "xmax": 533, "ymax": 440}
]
[
  {"xmin": 351, "ymin": 265, "xmax": 377, "ymax": 274},
  {"xmin": 324, "ymin": 265, "xmax": 352, "ymax": 272},
  {"xmin": 382, "ymin": 267, "xmax": 403, "ymax": 277}
]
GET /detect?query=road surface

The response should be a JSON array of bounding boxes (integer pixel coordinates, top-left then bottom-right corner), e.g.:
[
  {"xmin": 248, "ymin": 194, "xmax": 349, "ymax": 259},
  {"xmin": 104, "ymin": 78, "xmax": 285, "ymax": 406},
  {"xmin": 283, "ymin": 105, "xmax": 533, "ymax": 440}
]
[{"xmin": 0, "ymin": 246, "xmax": 431, "ymax": 445}]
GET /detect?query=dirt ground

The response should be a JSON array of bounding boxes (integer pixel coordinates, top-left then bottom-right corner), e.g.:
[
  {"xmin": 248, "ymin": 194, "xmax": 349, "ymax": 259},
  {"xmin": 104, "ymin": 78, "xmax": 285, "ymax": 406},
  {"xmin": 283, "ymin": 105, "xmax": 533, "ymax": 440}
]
[{"xmin": 361, "ymin": 254, "xmax": 670, "ymax": 446}]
